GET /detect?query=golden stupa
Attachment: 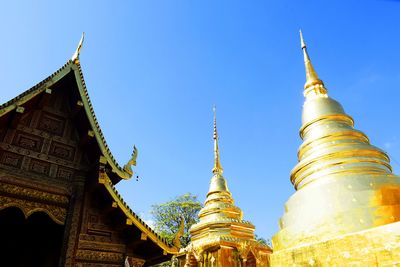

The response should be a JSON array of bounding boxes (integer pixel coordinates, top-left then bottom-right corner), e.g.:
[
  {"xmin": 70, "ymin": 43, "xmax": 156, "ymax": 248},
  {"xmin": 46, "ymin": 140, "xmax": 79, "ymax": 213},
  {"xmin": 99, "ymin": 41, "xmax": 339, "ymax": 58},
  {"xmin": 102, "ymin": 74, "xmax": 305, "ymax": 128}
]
[
  {"xmin": 177, "ymin": 108, "xmax": 271, "ymax": 266},
  {"xmin": 270, "ymin": 32, "xmax": 400, "ymax": 266}
]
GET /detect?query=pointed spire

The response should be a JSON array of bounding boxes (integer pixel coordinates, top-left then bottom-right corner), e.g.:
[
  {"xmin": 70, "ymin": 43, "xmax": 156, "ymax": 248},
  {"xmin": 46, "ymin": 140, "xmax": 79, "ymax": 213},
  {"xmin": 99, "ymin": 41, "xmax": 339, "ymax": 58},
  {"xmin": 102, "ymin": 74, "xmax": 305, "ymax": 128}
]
[
  {"xmin": 299, "ymin": 30, "xmax": 327, "ymax": 96},
  {"xmin": 72, "ymin": 32, "xmax": 85, "ymax": 64},
  {"xmin": 212, "ymin": 106, "xmax": 223, "ymax": 175}
]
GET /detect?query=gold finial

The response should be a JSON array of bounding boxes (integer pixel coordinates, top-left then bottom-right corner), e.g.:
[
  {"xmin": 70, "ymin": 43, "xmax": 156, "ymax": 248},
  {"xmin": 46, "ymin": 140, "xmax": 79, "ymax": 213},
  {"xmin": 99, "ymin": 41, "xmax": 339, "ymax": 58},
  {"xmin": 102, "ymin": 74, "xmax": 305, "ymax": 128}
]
[
  {"xmin": 212, "ymin": 106, "xmax": 223, "ymax": 174},
  {"xmin": 72, "ymin": 32, "xmax": 85, "ymax": 64},
  {"xmin": 299, "ymin": 30, "xmax": 326, "ymax": 95}
]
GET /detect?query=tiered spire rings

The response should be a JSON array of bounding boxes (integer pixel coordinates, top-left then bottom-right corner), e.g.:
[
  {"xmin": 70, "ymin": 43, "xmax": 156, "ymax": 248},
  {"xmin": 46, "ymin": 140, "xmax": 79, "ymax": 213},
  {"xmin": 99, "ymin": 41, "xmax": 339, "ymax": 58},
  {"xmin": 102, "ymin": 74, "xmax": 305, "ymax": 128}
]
[{"xmin": 272, "ymin": 31, "xmax": 400, "ymax": 251}]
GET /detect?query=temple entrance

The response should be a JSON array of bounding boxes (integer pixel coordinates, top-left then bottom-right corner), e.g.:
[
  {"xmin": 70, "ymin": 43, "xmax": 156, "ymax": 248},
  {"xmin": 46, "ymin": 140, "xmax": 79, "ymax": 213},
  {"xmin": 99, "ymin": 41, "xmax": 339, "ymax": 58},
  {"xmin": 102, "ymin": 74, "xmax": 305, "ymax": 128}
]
[
  {"xmin": 246, "ymin": 251, "xmax": 256, "ymax": 267},
  {"xmin": 0, "ymin": 207, "xmax": 64, "ymax": 267}
]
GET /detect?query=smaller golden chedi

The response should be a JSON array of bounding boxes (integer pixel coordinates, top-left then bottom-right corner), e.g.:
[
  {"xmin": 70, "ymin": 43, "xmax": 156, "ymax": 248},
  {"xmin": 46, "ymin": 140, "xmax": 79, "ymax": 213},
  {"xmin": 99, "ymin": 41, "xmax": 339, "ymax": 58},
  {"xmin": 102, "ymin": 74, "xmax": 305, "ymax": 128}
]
[
  {"xmin": 270, "ymin": 31, "xmax": 400, "ymax": 266},
  {"xmin": 177, "ymin": 107, "xmax": 271, "ymax": 267}
]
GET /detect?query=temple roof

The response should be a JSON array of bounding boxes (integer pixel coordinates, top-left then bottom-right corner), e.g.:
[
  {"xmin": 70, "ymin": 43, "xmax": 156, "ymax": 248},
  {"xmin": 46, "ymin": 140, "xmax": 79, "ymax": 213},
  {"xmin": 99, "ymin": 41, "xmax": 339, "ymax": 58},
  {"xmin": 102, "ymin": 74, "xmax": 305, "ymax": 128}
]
[
  {"xmin": 0, "ymin": 59, "xmax": 134, "ymax": 181},
  {"xmin": 0, "ymin": 41, "xmax": 178, "ymax": 254}
]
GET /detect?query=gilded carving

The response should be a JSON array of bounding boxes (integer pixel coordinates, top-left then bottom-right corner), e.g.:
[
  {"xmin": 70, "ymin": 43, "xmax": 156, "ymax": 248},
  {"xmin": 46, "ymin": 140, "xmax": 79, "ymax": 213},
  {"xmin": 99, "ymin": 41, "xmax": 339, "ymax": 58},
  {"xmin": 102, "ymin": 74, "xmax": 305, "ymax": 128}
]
[
  {"xmin": 0, "ymin": 178, "xmax": 68, "ymax": 226},
  {"xmin": 0, "ymin": 195, "xmax": 66, "ymax": 224},
  {"xmin": 0, "ymin": 182, "xmax": 69, "ymax": 205},
  {"xmin": 75, "ymin": 249, "xmax": 123, "ymax": 262},
  {"xmin": 63, "ymin": 179, "xmax": 85, "ymax": 266},
  {"xmin": 78, "ymin": 240, "xmax": 126, "ymax": 254},
  {"xmin": 123, "ymin": 145, "xmax": 137, "ymax": 176}
]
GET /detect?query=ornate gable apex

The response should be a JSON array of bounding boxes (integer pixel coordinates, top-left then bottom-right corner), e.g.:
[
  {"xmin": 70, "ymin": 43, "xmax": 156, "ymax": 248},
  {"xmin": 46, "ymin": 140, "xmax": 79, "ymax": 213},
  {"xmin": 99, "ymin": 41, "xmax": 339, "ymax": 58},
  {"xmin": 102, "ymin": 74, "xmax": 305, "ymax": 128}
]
[{"xmin": 0, "ymin": 58, "xmax": 133, "ymax": 183}]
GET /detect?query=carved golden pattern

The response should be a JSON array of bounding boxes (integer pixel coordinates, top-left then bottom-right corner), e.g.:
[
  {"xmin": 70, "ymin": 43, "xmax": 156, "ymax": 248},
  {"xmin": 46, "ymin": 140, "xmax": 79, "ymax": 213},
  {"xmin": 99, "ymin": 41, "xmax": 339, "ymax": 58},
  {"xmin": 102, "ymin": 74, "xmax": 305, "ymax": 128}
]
[
  {"xmin": 75, "ymin": 249, "xmax": 123, "ymax": 263},
  {"xmin": 78, "ymin": 240, "xmax": 126, "ymax": 254},
  {"xmin": 0, "ymin": 182, "xmax": 69, "ymax": 205},
  {"xmin": 0, "ymin": 195, "xmax": 66, "ymax": 224},
  {"xmin": 63, "ymin": 179, "xmax": 85, "ymax": 266}
]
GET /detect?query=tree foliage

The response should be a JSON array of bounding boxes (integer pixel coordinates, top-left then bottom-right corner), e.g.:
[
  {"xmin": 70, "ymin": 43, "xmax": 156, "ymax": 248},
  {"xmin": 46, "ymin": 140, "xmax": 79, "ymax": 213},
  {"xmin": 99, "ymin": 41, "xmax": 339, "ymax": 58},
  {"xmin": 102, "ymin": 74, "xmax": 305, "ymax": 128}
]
[
  {"xmin": 151, "ymin": 193, "xmax": 202, "ymax": 248},
  {"xmin": 255, "ymin": 234, "xmax": 272, "ymax": 247}
]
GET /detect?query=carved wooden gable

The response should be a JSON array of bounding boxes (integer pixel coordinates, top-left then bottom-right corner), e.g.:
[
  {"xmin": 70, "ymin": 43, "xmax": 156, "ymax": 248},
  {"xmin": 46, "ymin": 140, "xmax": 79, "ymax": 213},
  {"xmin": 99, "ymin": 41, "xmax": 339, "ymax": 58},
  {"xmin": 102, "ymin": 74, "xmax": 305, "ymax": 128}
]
[{"xmin": 0, "ymin": 72, "xmax": 90, "ymax": 187}]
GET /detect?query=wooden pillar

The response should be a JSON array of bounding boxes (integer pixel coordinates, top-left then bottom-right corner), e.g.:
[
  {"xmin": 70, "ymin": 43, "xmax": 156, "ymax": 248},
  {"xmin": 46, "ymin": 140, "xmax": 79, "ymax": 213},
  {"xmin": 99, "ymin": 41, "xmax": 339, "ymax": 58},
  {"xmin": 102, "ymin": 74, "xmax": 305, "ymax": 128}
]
[
  {"xmin": 58, "ymin": 175, "xmax": 85, "ymax": 267},
  {"xmin": 198, "ymin": 253, "xmax": 204, "ymax": 267}
]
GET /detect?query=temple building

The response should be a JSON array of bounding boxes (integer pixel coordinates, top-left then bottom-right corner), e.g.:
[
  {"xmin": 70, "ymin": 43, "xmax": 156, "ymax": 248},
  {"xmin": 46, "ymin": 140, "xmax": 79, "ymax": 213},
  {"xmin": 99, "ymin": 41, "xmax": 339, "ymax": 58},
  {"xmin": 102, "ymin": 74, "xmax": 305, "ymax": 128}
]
[
  {"xmin": 176, "ymin": 108, "xmax": 272, "ymax": 267},
  {"xmin": 0, "ymin": 35, "xmax": 178, "ymax": 266},
  {"xmin": 270, "ymin": 32, "xmax": 400, "ymax": 265}
]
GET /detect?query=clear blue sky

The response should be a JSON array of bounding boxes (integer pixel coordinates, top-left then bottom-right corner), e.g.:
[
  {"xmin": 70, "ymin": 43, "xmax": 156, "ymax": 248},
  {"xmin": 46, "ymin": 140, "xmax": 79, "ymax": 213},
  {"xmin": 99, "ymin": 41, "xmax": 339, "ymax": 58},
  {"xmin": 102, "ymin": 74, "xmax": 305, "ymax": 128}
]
[{"xmin": 1, "ymin": 0, "xmax": 400, "ymax": 241}]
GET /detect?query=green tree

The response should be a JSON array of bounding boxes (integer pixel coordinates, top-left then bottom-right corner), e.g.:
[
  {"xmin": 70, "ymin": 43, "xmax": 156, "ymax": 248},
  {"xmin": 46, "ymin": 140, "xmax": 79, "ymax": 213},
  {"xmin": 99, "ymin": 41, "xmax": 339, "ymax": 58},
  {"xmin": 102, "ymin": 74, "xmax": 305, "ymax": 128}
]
[
  {"xmin": 151, "ymin": 193, "xmax": 202, "ymax": 248},
  {"xmin": 255, "ymin": 234, "xmax": 272, "ymax": 247}
]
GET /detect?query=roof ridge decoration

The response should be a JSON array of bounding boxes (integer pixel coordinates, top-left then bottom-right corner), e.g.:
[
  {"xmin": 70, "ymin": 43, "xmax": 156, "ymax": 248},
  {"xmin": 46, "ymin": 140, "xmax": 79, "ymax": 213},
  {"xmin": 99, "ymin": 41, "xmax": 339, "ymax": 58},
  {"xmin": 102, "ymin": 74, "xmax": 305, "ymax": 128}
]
[
  {"xmin": 71, "ymin": 32, "xmax": 84, "ymax": 64},
  {"xmin": 123, "ymin": 145, "xmax": 138, "ymax": 177}
]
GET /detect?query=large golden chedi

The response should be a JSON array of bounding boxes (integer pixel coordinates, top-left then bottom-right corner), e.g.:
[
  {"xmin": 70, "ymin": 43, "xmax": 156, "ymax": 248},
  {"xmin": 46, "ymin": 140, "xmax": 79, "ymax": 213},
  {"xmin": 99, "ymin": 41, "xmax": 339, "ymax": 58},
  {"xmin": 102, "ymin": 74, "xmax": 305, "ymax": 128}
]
[{"xmin": 270, "ymin": 32, "xmax": 400, "ymax": 266}]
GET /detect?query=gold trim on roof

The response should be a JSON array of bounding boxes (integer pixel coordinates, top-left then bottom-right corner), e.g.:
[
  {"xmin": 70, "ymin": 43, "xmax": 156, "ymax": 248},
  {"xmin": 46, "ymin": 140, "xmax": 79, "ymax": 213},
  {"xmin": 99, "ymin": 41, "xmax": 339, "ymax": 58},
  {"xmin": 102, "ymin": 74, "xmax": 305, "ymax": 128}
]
[{"xmin": 98, "ymin": 171, "xmax": 178, "ymax": 253}]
